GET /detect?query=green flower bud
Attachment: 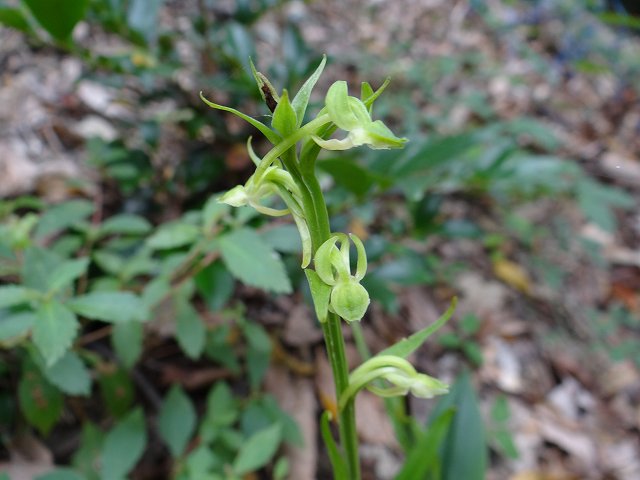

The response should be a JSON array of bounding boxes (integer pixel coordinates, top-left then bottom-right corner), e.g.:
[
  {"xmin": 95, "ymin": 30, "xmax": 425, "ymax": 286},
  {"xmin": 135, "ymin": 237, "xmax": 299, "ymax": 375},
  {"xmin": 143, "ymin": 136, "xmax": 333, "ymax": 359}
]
[
  {"xmin": 329, "ymin": 278, "xmax": 370, "ymax": 323},
  {"xmin": 312, "ymin": 81, "xmax": 407, "ymax": 151}
]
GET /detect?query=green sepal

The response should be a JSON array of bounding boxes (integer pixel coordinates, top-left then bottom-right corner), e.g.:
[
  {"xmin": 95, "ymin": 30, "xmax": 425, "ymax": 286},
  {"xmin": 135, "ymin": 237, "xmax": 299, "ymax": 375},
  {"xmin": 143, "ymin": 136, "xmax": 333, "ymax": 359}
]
[
  {"xmin": 200, "ymin": 92, "xmax": 282, "ymax": 145},
  {"xmin": 362, "ymin": 77, "xmax": 390, "ymax": 109},
  {"xmin": 271, "ymin": 89, "xmax": 298, "ymax": 137},
  {"xmin": 378, "ymin": 297, "xmax": 457, "ymax": 359},
  {"xmin": 325, "ymin": 81, "xmax": 371, "ymax": 131},
  {"xmin": 304, "ymin": 269, "xmax": 332, "ymax": 323},
  {"xmin": 291, "ymin": 55, "xmax": 327, "ymax": 127},
  {"xmin": 320, "ymin": 411, "xmax": 349, "ymax": 480}
]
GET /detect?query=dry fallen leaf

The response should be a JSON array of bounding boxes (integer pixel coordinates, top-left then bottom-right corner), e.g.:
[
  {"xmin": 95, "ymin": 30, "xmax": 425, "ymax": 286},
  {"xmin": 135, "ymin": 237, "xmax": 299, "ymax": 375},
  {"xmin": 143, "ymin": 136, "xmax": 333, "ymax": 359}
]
[{"xmin": 493, "ymin": 258, "xmax": 532, "ymax": 295}]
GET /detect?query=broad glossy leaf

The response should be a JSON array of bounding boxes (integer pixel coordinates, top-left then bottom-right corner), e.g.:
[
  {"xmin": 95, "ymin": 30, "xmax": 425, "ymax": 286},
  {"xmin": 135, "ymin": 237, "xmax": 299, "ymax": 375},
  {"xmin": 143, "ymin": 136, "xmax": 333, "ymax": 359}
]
[
  {"xmin": 0, "ymin": 7, "xmax": 32, "ymax": 33},
  {"xmin": 23, "ymin": 0, "xmax": 89, "ymax": 41},
  {"xmin": 22, "ymin": 247, "xmax": 64, "ymax": 293},
  {"xmin": 158, "ymin": 385, "xmax": 196, "ymax": 457},
  {"xmin": 33, "ymin": 300, "xmax": 79, "ymax": 366},
  {"xmin": 218, "ymin": 228, "xmax": 292, "ymax": 294},
  {"xmin": 0, "ymin": 311, "xmax": 36, "ymax": 342},
  {"xmin": 101, "ymin": 408, "xmax": 147, "ymax": 480}
]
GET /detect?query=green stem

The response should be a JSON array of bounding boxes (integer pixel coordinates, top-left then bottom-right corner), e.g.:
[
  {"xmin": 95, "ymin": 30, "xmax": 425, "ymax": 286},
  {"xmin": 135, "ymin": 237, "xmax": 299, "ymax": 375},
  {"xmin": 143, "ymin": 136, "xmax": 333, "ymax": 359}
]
[{"xmin": 299, "ymin": 151, "xmax": 361, "ymax": 479}]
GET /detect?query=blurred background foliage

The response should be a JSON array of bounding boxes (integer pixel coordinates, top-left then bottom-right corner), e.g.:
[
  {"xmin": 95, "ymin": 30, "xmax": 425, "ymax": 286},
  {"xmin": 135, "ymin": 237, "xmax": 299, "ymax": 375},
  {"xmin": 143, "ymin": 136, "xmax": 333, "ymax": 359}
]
[{"xmin": 0, "ymin": 0, "xmax": 639, "ymax": 478}]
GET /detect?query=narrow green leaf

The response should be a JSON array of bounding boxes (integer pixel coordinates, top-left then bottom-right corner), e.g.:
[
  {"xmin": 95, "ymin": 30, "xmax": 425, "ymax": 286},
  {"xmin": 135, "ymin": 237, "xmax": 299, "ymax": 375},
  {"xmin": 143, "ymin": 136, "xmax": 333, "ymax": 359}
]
[
  {"xmin": 200, "ymin": 92, "xmax": 282, "ymax": 145},
  {"xmin": 304, "ymin": 269, "xmax": 331, "ymax": 323},
  {"xmin": 33, "ymin": 300, "xmax": 79, "ymax": 366},
  {"xmin": 175, "ymin": 297, "xmax": 206, "ymax": 360},
  {"xmin": 378, "ymin": 297, "xmax": 457, "ymax": 358},
  {"xmin": 23, "ymin": 0, "xmax": 89, "ymax": 42},
  {"xmin": 218, "ymin": 228, "xmax": 292, "ymax": 294},
  {"xmin": 233, "ymin": 423, "xmax": 282, "ymax": 475},
  {"xmin": 429, "ymin": 371, "xmax": 487, "ymax": 480},
  {"xmin": 0, "ymin": 285, "xmax": 32, "ymax": 308},
  {"xmin": 68, "ymin": 291, "xmax": 146, "ymax": 323},
  {"xmin": 48, "ymin": 257, "xmax": 90, "ymax": 293},
  {"xmin": 272, "ymin": 90, "xmax": 297, "ymax": 136},
  {"xmin": 394, "ymin": 408, "xmax": 455, "ymax": 480},
  {"xmin": 112, "ymin": 321, "xmax": 143, "ymax": 369},
  {"xmin": 158, "ymin": 385, "xmax": 196, "ymax": 457},
  {"xmin": 320, "ymin": 411, "xmax": 349, "ymax": 480},
  {"xmin": 146, "ymin": 222, "xmax": 200, "ymax": 250},
  {"xmin": 101, "ymin": 408, "xmax": 147, "ymax": 480},
  {"xmin": 34, "ymin": 199, "xmax": 94, "ymax": 240},
  {"xmin": 18, "ymin": 358, "xmax": 63, "ymax": 434},
  {"xmin": 99, "ymin": 214, "xmax": 152, "ymax": 237},
  {"xmin": 291, "ymin": 55, "xmax": 327, "ymax": 127},
  {"xmin": 41, "ymin": 350, "xmax": 91, "ymax": 396}
]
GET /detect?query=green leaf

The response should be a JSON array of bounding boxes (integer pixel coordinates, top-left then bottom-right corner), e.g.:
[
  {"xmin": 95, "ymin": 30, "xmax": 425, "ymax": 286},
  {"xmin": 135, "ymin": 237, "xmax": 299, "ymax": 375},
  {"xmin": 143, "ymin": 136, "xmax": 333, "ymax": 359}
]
[
  {"xmin": 126, "ymin": 0, "xmax": 164, "ymax": 45},
  {"xmin": 194, "ymin": 261, "xmax": 234, "ymax": 312},
  {"xmin": 304, "ymin": 269, "xmax": 331, "ymax": 323},
  {"xmin": 99, "ymin": 214, "xmax": 152, "ymax": 237},
  {"xmin": 112, "ymin": 321, "xmax": 143, "ymax": 369},
  {"xmin": 23, "ymin": 0, "xmax": 89, "ymax": 42},
  {"xmin": 33, "ymin": 301, "xmax": 79, "ymax": 366},
  {"xmin": 429, "ymin": 371, "xmax": 487, "ymax": 480},
  {"xmin": 22, "ymin": 247, "xmax": 64, "ymax": 293},
  {"xmin": 34, "ymin": 199, "xmax": 94, "ymax": 240},
  {"xmin": 101, "ymin": 408, "xmax": 147, "ymax": 480},
  {"xmin": 48, "ymin": 257, "xmax": 90, "ymax": 293},
  {"xmin": 158, "ymin": 385, "xmax": 196, "ymax": 457},
  {"xmin": 68, "ymin": 291, "xmax": 146, "ymax": 323},
  {"xmin": 217, "ymin": 228, "xmax": 292, "ymax": 294},
  {"xmin": 320, "ymin": 411, "xmax": 349, "ymax": 479},
  {"xmin": 200, "ymin": 92, "xmax": 282, "ymax": 145},
  {"xmin": 394, "ymin": 408, "xmax": 455, "ymax": 480},
  {"xmin": 202, "ymin": 382, "xmax": 237, "ymax": 431},
  {"xmin": 146, "ymin": 222, "xmax": 200, "ymax": 250},
  {"xmin": 378, "ymin": 297, "xmax": 457, "ymax": 358},
  {"xmin": 41, "ymin": 351, "xmax": 91, "ymax": 396},
  {"xmin": 318, "ymin": 156, "xmax": 375, "ymax": 197},
  {"xmin": 175, "ymin": 296, "xmax": 206, "ymax": 360},
  {"xmin": 72, "ymin": 422, "xmax": 104, "ymax": 480},
  {"xmin": 202, "ymin": 197, "xmax": 229, "ymax": 233},
  {"xmin": 576, "ymin": 178, "xmax": 635, "ymax": 232},
  {"xmin": 0, "ymin": 311, "xmax": 36, "ymax": 342},
  {"xmin": 261, "ymin": 224, "xmax": 301, "ymax": 254},
  {"xmin": 35, "ymin": 468, "xmax": 84, "ymax": 480},
  {"xmin": 271, "ymin": 90, "xmax": 297, "ymax": 136},
  {"xmin": 98, "ymin": 365, "xmax": 134, "ymax": 418},
  {"xmin": 0, "ymin": 7, "xmax": 32, "ymax": 33},
  {"xmin": 0, "ymin": 285, "xmax": 32, "ymax": 308},
  {"xmin": 242, "ymin": 321, "xmax": 272, "ymax": 390},
  {"xmin": 233, "ymin": 423, "xmax": 282, "ymax": 475},
  {"xmin": 18, "ymin": 358, "xmax": 63, "ymax": 434},
  {"xmin": 291, "ymin": 55, "xmax": 327, "ymax": 127}
]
